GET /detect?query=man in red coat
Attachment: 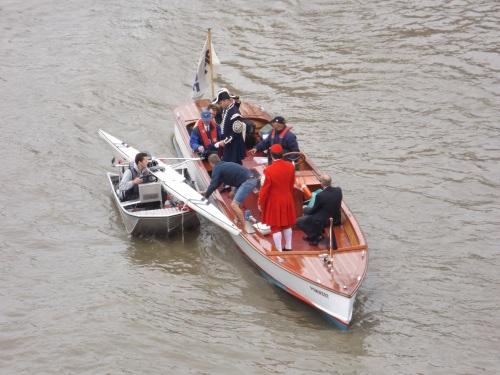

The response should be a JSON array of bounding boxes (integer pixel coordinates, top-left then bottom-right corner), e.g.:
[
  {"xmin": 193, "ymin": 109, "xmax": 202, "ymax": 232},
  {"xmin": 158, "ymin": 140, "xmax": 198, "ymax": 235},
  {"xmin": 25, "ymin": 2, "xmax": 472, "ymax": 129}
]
[{"xmin": 258, "ymin": 144, "xmax": 296, "ymax": 251}]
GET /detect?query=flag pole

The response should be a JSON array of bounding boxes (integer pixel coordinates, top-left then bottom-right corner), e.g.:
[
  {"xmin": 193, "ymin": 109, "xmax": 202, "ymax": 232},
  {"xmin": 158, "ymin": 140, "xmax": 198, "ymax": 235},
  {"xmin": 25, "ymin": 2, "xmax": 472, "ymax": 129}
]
[{"xmin": 208, "ymin": 28, "xmax": 215, "ymax": 99}]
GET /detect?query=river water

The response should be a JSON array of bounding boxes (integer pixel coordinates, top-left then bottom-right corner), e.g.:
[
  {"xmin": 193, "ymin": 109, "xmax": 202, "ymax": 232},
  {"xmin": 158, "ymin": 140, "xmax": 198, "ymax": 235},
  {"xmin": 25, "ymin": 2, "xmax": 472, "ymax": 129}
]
[{"xmin": 1, "ymin": 1, "xmax": 499, "ymax": 374}]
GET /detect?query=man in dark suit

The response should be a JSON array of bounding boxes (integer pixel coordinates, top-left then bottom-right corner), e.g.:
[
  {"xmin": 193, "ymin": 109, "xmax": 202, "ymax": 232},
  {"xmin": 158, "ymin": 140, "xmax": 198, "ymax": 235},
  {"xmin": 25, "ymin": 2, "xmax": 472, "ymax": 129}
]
[{"xmin": 296, "ymin": 174, "xmax": 343, "ymax": 246}]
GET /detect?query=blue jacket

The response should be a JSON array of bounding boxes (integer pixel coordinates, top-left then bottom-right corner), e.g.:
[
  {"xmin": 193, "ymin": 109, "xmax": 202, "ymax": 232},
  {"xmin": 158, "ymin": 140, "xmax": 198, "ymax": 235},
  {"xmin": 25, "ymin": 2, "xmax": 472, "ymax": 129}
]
[
  {"xmin": 254, "ymin": 126, "xmax": 299, "ymax": 155},
  {"xmin": 190, "ymin": 122, "xmax": 222, "ymax": 158},
  {"xmin": 205, "ymin": 161, "xmax": 253, "ymax": 198}
]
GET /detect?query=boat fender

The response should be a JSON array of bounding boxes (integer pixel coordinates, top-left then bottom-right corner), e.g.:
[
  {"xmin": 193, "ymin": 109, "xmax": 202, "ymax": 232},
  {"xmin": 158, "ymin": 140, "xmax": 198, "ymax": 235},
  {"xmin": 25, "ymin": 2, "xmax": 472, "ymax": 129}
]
[{"xmin": 295, "ymin": 178, "xmax": 312, "ymax": 200}]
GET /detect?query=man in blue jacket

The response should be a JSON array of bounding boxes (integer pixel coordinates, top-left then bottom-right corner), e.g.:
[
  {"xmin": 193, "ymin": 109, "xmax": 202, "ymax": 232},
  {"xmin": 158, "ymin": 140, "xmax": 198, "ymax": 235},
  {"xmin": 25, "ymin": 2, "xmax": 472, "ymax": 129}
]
[
  {"xmin": 190, "ymin": 109, "xmax": 223, "ymax": 159},
  {"xmin": 249, "ymin": 116, "xmax": 299, "ymax": 159},
  {"xmin": 201, "ymin": 154, "xmax": 257, "ymax": 230}
]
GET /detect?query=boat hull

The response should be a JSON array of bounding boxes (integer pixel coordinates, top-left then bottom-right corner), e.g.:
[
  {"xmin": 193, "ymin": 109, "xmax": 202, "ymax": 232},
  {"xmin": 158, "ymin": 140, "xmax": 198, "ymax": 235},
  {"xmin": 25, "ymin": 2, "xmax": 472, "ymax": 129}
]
[
  {"xmin": 107, "ymin": 172, "xmax": 199, "ymax": 236},
  {"xmin": 230, "ymin": 233, "xmax": 354, "ymax": 329}
]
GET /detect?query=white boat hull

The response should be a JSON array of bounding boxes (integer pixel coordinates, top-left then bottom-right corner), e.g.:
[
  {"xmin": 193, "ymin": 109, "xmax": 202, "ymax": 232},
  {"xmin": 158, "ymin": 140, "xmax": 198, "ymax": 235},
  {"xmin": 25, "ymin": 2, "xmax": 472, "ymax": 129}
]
[{"xmin": 230, "ymin": 233, "xmax": 354, "ymax": 329}]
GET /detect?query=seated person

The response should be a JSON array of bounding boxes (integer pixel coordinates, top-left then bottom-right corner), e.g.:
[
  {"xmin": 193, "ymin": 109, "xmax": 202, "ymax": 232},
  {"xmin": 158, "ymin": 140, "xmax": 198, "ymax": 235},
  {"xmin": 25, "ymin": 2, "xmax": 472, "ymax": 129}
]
[
  {"xmin": 296, "ymin": 174, "xmax": 343, "ymax": 246},
  {"xmin": 249, "ymin": 116, "xmax": 299, "ymax": 160},
  {"xmin": 190, "ymin": 109, "xmax": 224, "ymax": 159},
  {"xmin": 118, "ymin": 152, "xmax": 150, "ymax": 201}
]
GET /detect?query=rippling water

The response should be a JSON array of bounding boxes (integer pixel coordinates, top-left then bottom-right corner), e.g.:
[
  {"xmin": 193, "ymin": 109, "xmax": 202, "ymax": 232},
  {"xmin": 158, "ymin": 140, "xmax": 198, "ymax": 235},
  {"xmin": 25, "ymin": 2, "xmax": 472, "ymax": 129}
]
[{"xmin": 1, "ymin": 1, "xmax": 499, "ymax": 374}]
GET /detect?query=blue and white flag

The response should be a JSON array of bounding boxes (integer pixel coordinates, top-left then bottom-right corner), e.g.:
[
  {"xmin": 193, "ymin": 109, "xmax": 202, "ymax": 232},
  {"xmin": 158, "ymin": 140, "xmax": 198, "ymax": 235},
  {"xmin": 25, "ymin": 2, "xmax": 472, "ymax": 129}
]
[{"xmin": 192, "ymin": 35, "xmax": 220, "ymax": 99}]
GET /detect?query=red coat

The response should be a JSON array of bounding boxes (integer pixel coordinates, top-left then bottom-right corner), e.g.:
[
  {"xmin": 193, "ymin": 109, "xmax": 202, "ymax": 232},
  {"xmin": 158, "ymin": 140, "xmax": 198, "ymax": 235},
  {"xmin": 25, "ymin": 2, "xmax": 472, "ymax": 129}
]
[{"xmin": 258, "ymin": 159, "xmax": 296, "ymax": 227}]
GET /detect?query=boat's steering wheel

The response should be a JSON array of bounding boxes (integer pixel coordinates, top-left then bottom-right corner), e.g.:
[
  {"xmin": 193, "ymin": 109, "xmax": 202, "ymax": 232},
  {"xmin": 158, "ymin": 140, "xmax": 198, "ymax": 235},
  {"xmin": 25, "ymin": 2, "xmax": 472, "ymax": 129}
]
[
  {"xmin": 283, "ymin": 151, "xmax": 306, "ymax": 165},
  {"xmin": 142, "ymin": 174, "xmax": 159, "ymax": 183}
]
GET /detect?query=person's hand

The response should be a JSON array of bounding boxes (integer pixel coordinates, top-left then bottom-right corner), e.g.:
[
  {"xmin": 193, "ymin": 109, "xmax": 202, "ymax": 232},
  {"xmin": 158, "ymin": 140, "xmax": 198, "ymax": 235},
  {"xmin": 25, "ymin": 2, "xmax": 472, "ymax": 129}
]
[
  {"xmin": 198, "ymin": 146, "xmax": 204, "ymax": 153},
  {"xmin": 199, "ymin": 190, "xmax": 206, "ymax": 196},
  {"xmin": 249, "ymin": 148, "xmax": 257, "ymax": 154},
  {"xmin": 258, "ymin": 205, "xmax": 262, "ymax": 211},
  {"xmin": 218, "ymin": 140, "xmax": 225, "ymax": 147},
  {"xmin": 133, "ymin": 177, "xmax": 142, "ymax": 185}
]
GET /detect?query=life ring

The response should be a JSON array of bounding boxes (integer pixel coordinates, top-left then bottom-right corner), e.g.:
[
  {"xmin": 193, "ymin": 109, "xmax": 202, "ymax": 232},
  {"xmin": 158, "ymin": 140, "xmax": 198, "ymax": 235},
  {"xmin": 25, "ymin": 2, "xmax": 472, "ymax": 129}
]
[{"xmin": 295, "ymin": 178, "xmax": 312, "ymax": 200}]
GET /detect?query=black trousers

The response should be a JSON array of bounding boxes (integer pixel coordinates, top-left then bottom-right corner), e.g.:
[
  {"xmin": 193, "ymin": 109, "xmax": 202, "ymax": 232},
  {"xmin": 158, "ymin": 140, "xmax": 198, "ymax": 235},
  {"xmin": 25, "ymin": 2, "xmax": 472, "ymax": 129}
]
[{"xmin": 297, "ymin": 208, "xmax": 338, "ymax": 249}]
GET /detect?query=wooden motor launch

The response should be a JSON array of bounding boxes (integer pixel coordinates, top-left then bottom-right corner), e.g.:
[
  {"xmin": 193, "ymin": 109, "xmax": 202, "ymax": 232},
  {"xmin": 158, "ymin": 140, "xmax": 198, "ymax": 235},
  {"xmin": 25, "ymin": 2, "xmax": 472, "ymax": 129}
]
[{"xmin": 170, "ymin": 30, "xmax": 369, "ymax": 329}]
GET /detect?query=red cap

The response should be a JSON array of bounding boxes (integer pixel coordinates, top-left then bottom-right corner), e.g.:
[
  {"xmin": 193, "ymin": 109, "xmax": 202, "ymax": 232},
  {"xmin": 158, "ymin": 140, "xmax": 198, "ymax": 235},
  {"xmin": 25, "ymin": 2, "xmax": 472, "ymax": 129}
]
[{"xmin": 269, "ymin": 144, "xmax": 283, "ymax": 153}]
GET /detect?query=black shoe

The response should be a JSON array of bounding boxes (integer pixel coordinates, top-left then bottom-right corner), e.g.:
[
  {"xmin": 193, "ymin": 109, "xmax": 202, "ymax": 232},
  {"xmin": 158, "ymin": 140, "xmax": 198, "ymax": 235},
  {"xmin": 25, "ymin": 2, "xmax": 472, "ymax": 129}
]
[
  {"xmin": 306, "ymin": 234, "xmax": 324, "ymax": 241},
  {"xmin": 220, "ymin": 185, "xmax": 231, "ymax": 193},
  {"xmin": 309, "ymin": 234, "xmax": 324, "ymax": 246},
  {"xmin": 283, "ymin": 248, "xmax": 292, "ymax": 251}
]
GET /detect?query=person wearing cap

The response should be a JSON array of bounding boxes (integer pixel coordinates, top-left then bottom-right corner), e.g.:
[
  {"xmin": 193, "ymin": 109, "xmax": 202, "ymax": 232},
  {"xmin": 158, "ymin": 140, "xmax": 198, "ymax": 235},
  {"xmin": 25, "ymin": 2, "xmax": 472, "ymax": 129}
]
[
  {"xmin": 200, "ymin": 154, "xmax": 258, "ymax": 230},
  {"xmin": 190, "ymin": 109, "xmax": 223, "ymax": 159},
  {"xmin": 296, "ymin": 174, "xmax": 343, "ymax": 247},
  {"xmin": 213, "ymin": 88, "xmax": 246, "ymax": 165},
  {"xmin": 258, "ymin": 144, "xmax": 296, "ymax": 251},
  {"xmin": 249, "ymin": 116, "xmax": 299, "ymax": 160}
]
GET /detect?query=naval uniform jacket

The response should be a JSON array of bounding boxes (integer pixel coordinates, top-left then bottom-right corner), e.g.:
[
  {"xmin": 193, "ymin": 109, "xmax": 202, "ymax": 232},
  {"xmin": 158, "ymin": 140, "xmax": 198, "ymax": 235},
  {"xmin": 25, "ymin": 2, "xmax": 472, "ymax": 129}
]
[
  {"xmin": 258, "ymin": 159, "xmax": 296, "ymax": 227},
  {"xmin": 220, "ymin": 102, "xmax": 246, "ymax": 164}
]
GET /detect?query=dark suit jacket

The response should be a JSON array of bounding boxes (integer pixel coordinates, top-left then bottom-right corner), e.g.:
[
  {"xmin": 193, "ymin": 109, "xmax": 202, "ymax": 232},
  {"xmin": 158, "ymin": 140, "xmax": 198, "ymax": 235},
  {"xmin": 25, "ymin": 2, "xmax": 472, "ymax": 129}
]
[{"xmin": 308, "ymin": 186, "xmax": 343, "ymax": 227}]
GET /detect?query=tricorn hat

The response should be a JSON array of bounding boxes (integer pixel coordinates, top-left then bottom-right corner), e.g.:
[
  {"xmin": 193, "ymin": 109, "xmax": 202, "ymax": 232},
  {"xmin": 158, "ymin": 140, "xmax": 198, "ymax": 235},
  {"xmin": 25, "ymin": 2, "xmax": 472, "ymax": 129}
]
[{"xmin": 212, "ymin": 88, "xmax": 231, "ymax": 103}]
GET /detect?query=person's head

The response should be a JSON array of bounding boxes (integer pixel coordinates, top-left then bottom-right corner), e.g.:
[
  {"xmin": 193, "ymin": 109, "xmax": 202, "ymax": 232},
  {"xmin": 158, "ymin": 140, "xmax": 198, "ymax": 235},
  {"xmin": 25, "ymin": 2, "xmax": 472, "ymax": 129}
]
[
  {"xmin": 269, "ymin": 116, "xmax": 286, "ymax": 131},
  {"xmin": 135, "ymin": 152, "xmax": 149, "ymax": 169},
  {"xmin": 207, "ymin": 103, "xmax": 220, "ymax": 117},
  {"xmin": 269, "ymin": 144, "xmax": 283, "ymax": 160},
  {"xmin": 213, "ymin": 89, "xmax": 232, "ymax": 109},
  {"xmin": 208, "ymin": 154, "xmax": 221, "ymax": 166},
  {"xmin": 319, "ymin": 174, "xmax": 332, "ymax": 187},
  {"xmin": 201, "ymin": 109, "xmax": 212, "ymax": 124}
]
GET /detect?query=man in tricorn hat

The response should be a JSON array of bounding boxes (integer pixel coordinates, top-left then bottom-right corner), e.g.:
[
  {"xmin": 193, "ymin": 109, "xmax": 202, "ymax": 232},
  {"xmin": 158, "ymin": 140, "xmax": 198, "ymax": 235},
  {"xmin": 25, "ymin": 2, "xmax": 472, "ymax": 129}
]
[{"xmin": 213, "ymin": 88, "xmax": 246, "ymax": 166}]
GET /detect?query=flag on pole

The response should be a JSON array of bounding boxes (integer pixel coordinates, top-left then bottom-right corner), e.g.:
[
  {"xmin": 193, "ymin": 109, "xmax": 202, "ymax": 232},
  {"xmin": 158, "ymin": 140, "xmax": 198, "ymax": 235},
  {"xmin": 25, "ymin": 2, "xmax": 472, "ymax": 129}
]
[{"xmin": 192, "ymin": 35, "xmax": 220, "ymax": 99}]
